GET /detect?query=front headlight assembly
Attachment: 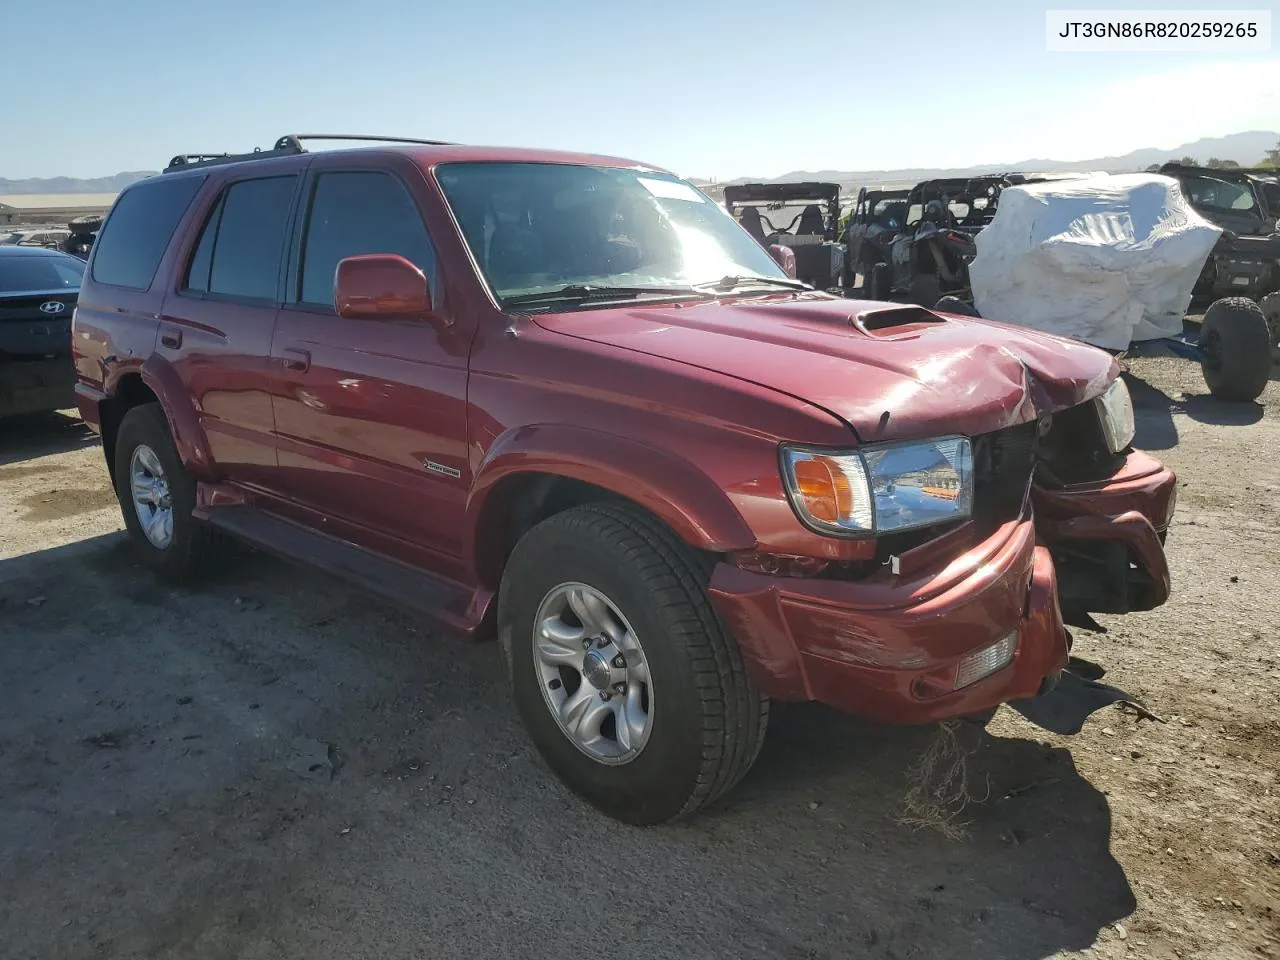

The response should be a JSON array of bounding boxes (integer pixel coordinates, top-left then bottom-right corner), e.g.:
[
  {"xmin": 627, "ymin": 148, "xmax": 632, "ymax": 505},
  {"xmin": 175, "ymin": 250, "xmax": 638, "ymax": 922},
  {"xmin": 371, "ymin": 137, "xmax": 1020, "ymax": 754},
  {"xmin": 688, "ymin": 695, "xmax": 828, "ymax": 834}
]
[
  {"xmin": 1094, "ymin": 378, "xmax": 1135, "ymax": 454},
  {"xmin": 781, "ymin": 437, "xmax": 974, "ymax": 537}
]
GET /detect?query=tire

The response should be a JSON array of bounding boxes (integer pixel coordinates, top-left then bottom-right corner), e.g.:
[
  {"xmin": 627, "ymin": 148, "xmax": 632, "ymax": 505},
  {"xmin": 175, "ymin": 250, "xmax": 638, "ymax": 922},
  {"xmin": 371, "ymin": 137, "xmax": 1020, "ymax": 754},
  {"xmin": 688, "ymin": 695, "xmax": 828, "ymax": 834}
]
[
  {"xmin": 497, "ymin": 501, "xmax": 768, "ymax": 825},
  {"xmin": 867, "ymin": 261, "xmax": 890, "ymax": 301},
  {"xmin": 113, "ymin": 403, "xmax": 224, "ymax": 582},
  {"xmin": 934, "ymin": 295, "xmax": 979, "ymax": 317},
  {"xmin": 1260, "ymin": 291, "xmax": 1280, "ymax": 363},
  {"xmin": 68, "ymin": 215, "xmax": 103, "ymax": 234},
  {"xmin": 1199, "ymin": 297, "xmax": 1272, "ymax": 402}
]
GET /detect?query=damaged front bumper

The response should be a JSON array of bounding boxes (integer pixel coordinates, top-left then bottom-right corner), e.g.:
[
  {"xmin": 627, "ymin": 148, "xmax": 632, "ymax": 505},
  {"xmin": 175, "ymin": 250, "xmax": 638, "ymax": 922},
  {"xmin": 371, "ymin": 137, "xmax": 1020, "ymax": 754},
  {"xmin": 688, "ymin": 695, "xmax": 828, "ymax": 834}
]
[
  {"xmin": 708, "ymin": 450, "xmax": 1176, "ymax": 724},
  {"xmin": 1035, "ymin": 451, "xmax": 1175, "ymax": 619}
]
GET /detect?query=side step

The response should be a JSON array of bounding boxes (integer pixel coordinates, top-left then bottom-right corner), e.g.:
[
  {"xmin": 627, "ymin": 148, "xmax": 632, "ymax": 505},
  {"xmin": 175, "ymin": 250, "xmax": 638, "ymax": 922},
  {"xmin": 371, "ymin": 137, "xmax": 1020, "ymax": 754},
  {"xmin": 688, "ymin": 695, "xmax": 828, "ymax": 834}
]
[{"xmin": 203, "ymin": 506, "xmax": 478, "ymax": 633}]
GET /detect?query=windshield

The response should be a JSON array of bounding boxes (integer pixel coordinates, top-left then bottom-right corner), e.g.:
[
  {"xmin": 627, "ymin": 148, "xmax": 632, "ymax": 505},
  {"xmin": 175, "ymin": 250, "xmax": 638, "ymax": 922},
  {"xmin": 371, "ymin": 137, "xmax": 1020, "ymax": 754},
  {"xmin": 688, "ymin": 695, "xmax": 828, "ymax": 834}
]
[
  {"xmin": 436, "ymin": 162, "xmax": 790, "ymax": 303},
  {"xmin": 1182, "ymin": 176, "xmax": 1262, "ymax": 217},
  {"xmin": 0, "ymin": 255, "xmax": 85, "ymax": 294}
]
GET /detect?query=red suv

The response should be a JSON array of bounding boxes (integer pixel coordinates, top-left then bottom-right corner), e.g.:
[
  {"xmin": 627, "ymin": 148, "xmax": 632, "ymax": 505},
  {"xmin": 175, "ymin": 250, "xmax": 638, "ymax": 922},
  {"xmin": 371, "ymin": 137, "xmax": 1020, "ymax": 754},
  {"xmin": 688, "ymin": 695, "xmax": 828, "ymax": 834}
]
[{"xmin": 72, "ymin": 135, "xmax": 1176, "ymax": 824}]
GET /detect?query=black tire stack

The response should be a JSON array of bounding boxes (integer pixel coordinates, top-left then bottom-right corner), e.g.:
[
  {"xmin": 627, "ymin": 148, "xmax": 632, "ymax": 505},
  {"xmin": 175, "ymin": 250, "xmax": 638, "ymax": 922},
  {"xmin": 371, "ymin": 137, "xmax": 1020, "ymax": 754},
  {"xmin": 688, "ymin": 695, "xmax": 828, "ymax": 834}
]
[{"xmin": 64, "ymin": 215, "xmax": 103, "ymax": 259}]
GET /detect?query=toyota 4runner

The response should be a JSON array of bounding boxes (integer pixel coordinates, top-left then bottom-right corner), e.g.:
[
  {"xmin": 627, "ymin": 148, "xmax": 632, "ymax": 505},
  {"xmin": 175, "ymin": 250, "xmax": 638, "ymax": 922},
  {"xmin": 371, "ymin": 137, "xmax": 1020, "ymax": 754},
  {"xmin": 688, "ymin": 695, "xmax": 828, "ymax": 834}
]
[{"xmin": 73, "ymin": 134, "xmax": 1176, "ymax": 825}]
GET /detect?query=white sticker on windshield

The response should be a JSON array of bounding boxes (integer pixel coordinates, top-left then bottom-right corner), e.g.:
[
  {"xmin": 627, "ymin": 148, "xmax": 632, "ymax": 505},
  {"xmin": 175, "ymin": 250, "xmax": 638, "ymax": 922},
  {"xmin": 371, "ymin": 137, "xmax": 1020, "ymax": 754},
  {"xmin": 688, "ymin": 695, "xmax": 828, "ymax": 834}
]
[{"xmin": 638, "ymin": 177, "xmax": 706, "ymax": 203}]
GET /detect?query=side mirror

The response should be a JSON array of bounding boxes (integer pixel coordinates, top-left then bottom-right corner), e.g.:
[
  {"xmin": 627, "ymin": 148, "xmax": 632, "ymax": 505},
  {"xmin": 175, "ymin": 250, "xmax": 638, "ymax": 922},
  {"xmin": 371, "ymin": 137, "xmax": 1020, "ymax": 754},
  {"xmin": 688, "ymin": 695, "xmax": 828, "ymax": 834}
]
[
  {"xmin": 334, "ymin": 254, "xmax": 438, "ymax": 322},
  {"xmin": 769, "ymin": 244, "xmax": 797, "ymax": 278}
]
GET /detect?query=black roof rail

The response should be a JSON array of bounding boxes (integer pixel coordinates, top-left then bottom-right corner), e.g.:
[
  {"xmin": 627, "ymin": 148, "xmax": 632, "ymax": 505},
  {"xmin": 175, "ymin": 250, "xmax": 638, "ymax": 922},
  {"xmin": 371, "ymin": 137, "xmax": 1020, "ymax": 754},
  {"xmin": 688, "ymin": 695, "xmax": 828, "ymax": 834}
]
[{"xmin": 163, "ymin": 133, "xmax": 457, "ymax": 174}]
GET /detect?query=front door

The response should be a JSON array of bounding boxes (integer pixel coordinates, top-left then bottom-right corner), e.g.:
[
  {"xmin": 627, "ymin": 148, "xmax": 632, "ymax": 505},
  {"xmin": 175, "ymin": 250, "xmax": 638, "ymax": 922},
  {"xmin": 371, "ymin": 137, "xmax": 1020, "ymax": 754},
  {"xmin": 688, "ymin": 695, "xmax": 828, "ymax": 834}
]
[{"xmin": 268, "ymin": 159, "xmax": 471, "ymax": 581}]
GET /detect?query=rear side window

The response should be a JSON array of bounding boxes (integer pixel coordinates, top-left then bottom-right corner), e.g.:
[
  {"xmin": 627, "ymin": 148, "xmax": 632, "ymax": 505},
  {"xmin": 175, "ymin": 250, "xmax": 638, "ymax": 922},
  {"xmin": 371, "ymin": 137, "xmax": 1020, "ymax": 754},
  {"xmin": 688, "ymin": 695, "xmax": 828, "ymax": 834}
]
[
  {"xmin": 184, "ymin": 176, "xmax": 297, "ymax": 301},
  {"xmin": 296, "ymin": 171, "xmax": 435, "ymax": 307},
  {"xmin": 91, "ymin": 175, "xmax": 205, "ymax": 289}
]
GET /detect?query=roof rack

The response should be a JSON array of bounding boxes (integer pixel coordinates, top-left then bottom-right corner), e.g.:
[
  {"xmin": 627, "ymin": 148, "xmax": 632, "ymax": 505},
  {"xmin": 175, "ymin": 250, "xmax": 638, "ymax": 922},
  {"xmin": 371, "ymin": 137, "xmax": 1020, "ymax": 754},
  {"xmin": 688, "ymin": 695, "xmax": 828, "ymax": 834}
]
[{"xmin": 163, "ymin": 134, "xmax": 457, "ymax": 173}]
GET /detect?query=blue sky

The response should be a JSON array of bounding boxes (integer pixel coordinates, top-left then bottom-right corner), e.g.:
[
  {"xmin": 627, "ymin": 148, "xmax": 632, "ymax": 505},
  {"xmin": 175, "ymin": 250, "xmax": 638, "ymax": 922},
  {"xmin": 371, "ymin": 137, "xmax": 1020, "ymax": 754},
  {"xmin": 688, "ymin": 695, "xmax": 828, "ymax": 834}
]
[{"xmin": 3, "ymin": 0, "xmax": 1276, "ymax": 179}]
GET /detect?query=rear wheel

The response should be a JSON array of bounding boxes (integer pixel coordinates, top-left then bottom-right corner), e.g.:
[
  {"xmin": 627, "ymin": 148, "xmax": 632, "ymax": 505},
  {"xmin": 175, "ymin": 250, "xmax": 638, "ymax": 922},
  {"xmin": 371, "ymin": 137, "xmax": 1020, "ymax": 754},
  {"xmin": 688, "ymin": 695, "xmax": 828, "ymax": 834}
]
[
  {"xmin": 1199, "ymin": 297, "xmax": 1271, "ymax": 402},
  {"xmin": 113, "ymin": 404, "xmax": 224, "ymax": 582},
  {"xmin": 497, "ymin": 502, "xmax": 768, "ymax": 825}
]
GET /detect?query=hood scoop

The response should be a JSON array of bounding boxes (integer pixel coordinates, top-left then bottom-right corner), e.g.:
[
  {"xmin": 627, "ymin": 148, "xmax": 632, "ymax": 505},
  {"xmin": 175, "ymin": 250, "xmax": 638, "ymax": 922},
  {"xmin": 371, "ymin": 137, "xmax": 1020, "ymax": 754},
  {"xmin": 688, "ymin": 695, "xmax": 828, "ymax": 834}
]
[{"xmin": 853, "ymin": 305, "xmax": 947, "ymax": 336}]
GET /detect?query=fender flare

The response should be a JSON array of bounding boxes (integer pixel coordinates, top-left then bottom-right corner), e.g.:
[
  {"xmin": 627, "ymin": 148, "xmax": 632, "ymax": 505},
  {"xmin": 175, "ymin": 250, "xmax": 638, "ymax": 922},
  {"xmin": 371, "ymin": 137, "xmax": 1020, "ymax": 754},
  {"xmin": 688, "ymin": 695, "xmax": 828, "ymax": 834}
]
[
  {"xmin": 466, "ymin": 424, "xmax": 757, "ymax": 580},
  {"xmin": 136, "ymin": 354, "xmax": 216, "ymax": 478}
]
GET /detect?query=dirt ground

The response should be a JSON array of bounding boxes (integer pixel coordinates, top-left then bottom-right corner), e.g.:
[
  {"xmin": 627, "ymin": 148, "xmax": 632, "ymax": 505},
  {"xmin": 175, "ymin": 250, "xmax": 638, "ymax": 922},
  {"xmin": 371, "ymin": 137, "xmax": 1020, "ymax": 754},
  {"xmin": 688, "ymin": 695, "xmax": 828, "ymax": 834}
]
[{"xmin": 1, "ymin": 353, "xmax": 1277, "ymax": 960}]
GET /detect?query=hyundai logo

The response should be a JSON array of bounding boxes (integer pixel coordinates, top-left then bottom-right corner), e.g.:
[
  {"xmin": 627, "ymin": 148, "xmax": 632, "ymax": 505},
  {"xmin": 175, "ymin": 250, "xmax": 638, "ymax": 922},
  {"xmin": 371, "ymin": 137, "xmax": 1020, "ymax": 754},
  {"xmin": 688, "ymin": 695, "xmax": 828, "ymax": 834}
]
[{"xmin": 39, "ymin": 301, "xmax": 66, "ymax": 315}]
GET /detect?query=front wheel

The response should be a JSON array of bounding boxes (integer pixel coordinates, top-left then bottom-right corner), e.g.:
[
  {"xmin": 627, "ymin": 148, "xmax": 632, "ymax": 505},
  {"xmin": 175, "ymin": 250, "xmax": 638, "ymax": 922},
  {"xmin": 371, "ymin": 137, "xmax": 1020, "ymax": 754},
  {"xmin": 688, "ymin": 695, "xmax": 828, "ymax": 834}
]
[
  {"xmin": 1199, "ymin": 297, "xmax": 1271, "ymax": 402},
  {"xmin": 113, "ymin": 403, "xmax": 224, "ymax": 582},
  {"xmin": 497, "ymin": 502, "xmax": 768, "ymax": 825}
]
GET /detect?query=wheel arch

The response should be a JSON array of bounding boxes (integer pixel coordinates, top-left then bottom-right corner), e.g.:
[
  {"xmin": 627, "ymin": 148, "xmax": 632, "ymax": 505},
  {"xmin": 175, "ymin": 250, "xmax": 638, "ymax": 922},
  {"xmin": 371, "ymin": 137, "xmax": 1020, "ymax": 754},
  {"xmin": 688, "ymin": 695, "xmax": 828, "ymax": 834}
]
[
  {"xmin": 466, "ymin": 426, "xmax": 757, "ymax": 591},
  {"xmin": 99, "ymin": 371, "xmax": 159, "ymax": 483},
  {"xmin": 99, "ymin": 355, "xmax": 215, "ymax": 483}
]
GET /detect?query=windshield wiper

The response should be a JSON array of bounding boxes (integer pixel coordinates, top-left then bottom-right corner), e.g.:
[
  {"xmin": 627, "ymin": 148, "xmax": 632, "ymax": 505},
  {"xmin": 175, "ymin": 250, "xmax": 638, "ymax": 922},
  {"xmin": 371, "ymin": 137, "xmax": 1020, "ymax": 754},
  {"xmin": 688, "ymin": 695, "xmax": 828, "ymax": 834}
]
[
  {"xmin": 696, "ymin": 275, "xmax": 811, "ymax": 292},
  {"xmin": 502, "ymin": 284, "xmax": 708, "ymax": 307}
]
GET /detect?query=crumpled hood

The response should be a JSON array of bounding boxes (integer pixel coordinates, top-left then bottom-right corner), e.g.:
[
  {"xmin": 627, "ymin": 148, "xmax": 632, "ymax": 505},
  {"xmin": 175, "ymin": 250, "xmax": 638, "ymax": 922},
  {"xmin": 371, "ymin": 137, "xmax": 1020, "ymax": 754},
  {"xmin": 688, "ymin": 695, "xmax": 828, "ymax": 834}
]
[{"xmin": 534, "ymin": 294, "xmax": 1118, "ymax": 441}]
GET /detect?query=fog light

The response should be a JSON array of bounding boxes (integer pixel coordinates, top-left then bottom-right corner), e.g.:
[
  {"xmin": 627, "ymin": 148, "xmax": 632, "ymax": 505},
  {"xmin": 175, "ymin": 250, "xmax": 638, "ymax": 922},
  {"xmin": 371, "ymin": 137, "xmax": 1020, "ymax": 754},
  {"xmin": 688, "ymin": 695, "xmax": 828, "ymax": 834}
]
[{"xmin": 954, "ymin": 631, "xmax": 1017, "ymax": 689}]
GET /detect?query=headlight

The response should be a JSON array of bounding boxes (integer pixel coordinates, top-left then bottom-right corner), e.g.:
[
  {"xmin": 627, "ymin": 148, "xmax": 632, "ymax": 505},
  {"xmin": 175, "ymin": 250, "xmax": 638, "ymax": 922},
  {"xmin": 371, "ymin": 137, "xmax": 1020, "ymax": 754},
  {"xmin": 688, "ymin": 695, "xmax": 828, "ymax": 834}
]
[
  {"xmin": 1094, "ymin": 378, "xmax": 1134, "ymax": 454},
  {"xmin": 781, "ymin": 437, "xmax": 973, "ymax": 536}
]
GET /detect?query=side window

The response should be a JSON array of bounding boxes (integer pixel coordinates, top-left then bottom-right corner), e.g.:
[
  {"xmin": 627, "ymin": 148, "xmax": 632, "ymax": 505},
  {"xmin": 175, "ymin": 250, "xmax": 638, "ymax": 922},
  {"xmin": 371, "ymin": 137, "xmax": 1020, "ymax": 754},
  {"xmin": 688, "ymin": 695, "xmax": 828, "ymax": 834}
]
[
  {"xmin": 297, "ymin": 171, "xmax": 435, "ymax": 308},
  {"xmin": 209, "ymin": 177, "xmax": 296, "ymax": 300},
  {"xmin": 182, "ymin": 177, "xmax": 296, "ymax": 301},
  {"xmin": 91, "ymin": 174, "xmax": 205, "ymax": 289},
  {"xmin": 183, "ymin": 194, "xmax": 223, "ymax": 293}
]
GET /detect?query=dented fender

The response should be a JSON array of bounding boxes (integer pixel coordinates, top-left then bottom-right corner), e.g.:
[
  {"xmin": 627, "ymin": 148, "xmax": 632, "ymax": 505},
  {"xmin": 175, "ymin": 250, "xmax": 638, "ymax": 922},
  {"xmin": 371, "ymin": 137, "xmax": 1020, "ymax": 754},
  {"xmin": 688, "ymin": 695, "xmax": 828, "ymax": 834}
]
[{"xmin": 466, "ymin": 424, "xmax": 757, "ymax": 566}]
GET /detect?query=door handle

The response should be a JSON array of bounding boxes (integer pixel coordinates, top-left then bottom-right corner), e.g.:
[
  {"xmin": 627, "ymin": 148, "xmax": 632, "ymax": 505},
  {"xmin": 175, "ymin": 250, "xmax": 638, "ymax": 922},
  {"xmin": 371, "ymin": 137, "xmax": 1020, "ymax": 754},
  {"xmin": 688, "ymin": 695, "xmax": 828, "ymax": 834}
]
[
  {"xmin": 160, "ymin": 327, "xmax": 182, "ymax": 349},
  {"xmin": 282, "ymin": 348, "xmax": 311, "ymax": 372}
]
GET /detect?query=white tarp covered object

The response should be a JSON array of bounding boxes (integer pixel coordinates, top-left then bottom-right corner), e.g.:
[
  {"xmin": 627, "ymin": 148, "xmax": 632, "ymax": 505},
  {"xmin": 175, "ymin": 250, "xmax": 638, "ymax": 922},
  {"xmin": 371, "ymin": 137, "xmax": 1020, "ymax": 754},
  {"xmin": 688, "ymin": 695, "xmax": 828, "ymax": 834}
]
[{"xmin": 969, "ymin": 173, "xmax": 1222, "ymax": 351}]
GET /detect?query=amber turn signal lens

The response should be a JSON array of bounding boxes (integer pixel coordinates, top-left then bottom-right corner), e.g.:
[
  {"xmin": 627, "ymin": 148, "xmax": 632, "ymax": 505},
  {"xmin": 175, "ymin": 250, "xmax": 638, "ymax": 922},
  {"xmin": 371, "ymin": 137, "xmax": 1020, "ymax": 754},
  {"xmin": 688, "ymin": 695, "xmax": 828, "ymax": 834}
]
[{"xmin": 791, "ymin": 456, "xmax": 852, "ymax": 524}]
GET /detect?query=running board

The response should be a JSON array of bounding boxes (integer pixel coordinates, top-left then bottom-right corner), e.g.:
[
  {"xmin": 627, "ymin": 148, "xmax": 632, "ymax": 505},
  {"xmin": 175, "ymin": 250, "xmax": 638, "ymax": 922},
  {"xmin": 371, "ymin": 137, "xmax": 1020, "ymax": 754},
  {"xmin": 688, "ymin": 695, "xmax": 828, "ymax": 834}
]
[{"xmin": 202, "ymin": 506, "xmax": 480, "ymax": 634}]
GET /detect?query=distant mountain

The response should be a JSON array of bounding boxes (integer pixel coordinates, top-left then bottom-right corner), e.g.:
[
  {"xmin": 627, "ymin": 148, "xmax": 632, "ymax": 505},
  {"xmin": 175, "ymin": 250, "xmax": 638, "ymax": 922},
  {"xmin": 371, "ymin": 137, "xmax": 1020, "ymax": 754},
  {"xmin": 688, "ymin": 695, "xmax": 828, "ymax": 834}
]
[
  {"xmin": 0, "ymin": 171, "xmax": 155, "ymax": 195},
  {"xmin": 698, "ymin": 130, "xmax": 1279, "ymax": 195},
  {"xmin": 7, "ymin": 131, "xmax": 1277, "ymax": 197}
]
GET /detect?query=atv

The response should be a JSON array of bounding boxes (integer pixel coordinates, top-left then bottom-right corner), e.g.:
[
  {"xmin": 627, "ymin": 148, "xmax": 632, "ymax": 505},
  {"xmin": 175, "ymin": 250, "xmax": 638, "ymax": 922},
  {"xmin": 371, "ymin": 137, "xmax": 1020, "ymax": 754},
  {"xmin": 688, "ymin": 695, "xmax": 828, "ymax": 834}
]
[
  {"xmin": 879, "ymin": 176, "xmax": 1010, "ymax": 305},
  {"xmin": 840, "ymin": 186, "xmax": 909, "ymax": 296},
  {"xmin": 1158, "ymin": 163, "xmax": 1280, "ymax": 303},
  {"xmin": 723, "ymin": 182, "xmax": 845, "ymax": 290}
]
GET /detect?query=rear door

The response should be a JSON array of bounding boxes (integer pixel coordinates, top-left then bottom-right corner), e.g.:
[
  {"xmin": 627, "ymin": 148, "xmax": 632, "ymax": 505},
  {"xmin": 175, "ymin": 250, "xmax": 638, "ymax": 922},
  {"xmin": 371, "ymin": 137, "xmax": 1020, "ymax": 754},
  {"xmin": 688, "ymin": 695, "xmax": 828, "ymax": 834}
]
[
  {"xmin": 157, "ymin": 171, "xmax": 303, "ymax": 488},
  {"xmin": 268, "ymin": 156, "xmax": 470, "ymax": 579}
]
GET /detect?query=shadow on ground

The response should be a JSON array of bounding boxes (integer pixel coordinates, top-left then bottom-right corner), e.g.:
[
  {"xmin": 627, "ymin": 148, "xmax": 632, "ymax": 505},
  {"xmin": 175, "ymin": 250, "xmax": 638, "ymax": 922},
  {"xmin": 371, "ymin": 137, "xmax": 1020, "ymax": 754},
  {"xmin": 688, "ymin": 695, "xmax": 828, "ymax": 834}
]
[
  {"xmin": 0, "ymin": 533, "xmax": 1134, "ymax": 960},
  {"xmin": 0, "ymin": 411, "xmax": 97, "ymax": 466},
  {"xmin": 1124, "ymin": 370, "xmax": 1264, "ymax": 451}
]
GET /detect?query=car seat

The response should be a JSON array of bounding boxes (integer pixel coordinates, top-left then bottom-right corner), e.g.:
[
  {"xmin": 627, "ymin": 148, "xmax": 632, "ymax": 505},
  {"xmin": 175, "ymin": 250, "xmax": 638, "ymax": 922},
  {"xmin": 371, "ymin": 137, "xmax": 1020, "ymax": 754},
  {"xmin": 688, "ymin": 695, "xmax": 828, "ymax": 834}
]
[
  {"xmin": 486, "ymin": 224, "xmax": 546, "ymax": 289},
  {"xmin": 796, "ymin": 205, "xmax": 824, "ymax": 237},
  {"xmin": 738, "ymin": 206, "xmax": 767, "ymax": 243}
]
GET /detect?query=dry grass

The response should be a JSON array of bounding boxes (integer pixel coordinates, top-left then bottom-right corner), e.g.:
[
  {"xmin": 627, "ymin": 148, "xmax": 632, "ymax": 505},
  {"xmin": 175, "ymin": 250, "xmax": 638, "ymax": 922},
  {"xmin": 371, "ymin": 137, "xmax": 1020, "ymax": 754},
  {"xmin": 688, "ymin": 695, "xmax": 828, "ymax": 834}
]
[{"xmin": 899, "ymin": 720, "xmax": 990, "ymax": 840}]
